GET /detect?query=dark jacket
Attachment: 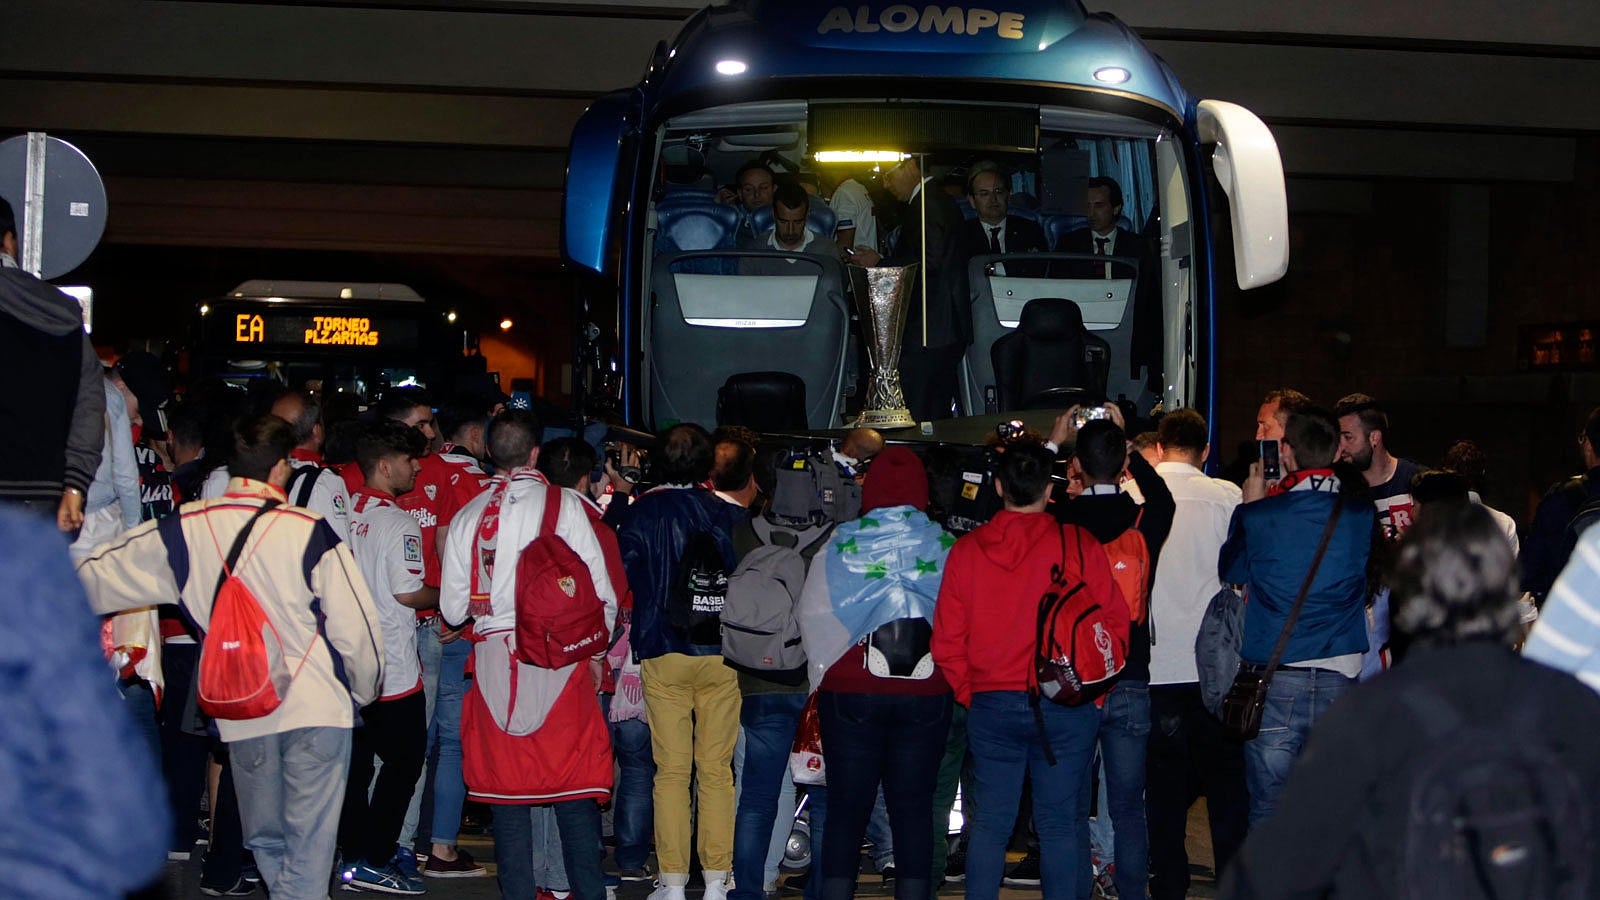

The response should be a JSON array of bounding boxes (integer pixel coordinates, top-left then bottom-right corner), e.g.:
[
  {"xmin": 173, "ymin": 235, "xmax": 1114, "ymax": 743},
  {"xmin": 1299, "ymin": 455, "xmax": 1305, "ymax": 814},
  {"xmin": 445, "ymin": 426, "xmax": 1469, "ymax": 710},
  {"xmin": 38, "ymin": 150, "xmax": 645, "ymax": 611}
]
[
  {"xmin": 1220, "ymin": 487, "xmax": 1374, "ymax": 666},
  {"xmin": 1053, "ymin": 452, "xmax": 1175, "ymax": 682},
  {"xmin": 1522, "ymin": 467, "xmax": 1600, "ymax": 599},
  {"xmin": 884, "ymin": 182, "xmax": 971, "ymax": 349},
  {"xmin": 619, "ymin": 486, "xmax": 749, "ymax": 659},
  {"xmin": 0, "ymin": 267, "xmax": 105, "ymax": 501},
  {"xmin": 1220, "ymin": 642, "xmax": 1600, "ymax": 900},
  {"xmin": 0, "ymin": 507, "xmax": 169, "ymax": 898},
  {"xmin": 959, "ymin": 215, "xmax": 1048, "ymax": 259}
]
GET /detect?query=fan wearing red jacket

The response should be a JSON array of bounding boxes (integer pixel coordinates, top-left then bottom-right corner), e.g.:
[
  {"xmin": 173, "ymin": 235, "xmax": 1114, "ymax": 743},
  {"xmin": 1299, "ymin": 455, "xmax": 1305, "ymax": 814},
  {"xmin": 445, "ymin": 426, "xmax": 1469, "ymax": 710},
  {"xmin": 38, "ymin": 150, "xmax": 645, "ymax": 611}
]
[
  {"xmin": 932, "ymin": 441, "xmax": 1122, "ymax": 900},
  {"xmin": 441, "ymin": 410, "xmax": 617, "ymax": 900}
]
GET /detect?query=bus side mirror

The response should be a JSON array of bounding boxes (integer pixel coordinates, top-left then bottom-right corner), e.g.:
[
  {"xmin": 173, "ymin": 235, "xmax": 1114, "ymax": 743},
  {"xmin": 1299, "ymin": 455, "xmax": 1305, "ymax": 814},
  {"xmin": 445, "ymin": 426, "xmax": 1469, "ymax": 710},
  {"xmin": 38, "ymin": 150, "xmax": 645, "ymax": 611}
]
[
  {"xmin": 1197, "ymin": 100, "xmax": 1289, "ymax": 290},
  {"xmin": 563, "ymin": 90, "xmax": 640, "ymax": 277}
]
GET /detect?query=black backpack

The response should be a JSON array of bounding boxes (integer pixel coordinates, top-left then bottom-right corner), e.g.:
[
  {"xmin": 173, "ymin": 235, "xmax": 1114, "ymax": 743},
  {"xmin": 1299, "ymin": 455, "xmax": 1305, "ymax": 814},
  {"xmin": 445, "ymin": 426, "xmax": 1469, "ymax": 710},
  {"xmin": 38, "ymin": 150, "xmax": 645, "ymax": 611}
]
[
  {"xmin": 1379, "ymin": 681, "xmax": 1593, "ymax": 900},
  {"xmin": 668, "ymin": 530, "xmax": 731, "ymax": 646},
  {"xmin": 940, "ymin": 446, "xmax": 1005, "ymax": 536}
]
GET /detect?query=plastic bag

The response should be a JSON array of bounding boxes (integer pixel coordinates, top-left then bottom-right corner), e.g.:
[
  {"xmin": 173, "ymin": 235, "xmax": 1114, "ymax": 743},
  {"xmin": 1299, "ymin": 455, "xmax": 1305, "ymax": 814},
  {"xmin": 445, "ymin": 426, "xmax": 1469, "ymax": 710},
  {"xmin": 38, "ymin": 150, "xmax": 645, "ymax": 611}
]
[{"xmin": 788, "ymin": 693, "xmax": 825, "ymax": 785}]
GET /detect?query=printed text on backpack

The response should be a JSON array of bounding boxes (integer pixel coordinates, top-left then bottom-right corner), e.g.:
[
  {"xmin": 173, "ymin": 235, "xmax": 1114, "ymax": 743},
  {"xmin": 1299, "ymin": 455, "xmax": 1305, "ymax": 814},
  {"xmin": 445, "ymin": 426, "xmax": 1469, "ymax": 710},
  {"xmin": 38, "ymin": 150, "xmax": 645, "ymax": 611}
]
[{"xmin": 515, "ymin": 484, "xmax": 609, "ymax": 669}]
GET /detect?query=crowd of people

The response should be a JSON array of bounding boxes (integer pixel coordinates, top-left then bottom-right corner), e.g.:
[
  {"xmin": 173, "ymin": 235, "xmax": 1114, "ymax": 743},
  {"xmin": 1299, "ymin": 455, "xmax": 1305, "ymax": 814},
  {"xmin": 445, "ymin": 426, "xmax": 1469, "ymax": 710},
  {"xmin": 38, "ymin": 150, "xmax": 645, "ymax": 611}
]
[{"xmin": 8, "ymin": 193, "xmax": 1600, "ymax": 900}]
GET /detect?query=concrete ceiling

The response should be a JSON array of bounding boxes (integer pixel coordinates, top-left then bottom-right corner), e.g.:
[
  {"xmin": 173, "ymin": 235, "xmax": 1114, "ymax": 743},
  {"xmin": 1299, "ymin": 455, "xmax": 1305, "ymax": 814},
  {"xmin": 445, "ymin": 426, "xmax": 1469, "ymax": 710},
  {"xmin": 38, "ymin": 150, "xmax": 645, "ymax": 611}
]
[{"xmin": 3, "ymin": 0, "xmax": 1597, "ymax": 254}]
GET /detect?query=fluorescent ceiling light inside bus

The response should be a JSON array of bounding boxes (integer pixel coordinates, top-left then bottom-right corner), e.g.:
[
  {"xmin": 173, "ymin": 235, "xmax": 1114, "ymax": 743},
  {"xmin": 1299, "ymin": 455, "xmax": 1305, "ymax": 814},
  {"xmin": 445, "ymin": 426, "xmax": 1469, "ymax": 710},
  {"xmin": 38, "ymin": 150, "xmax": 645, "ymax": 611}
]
[
  {"xmin": 813, "ymin": 150, "xmax": 910, "ymax": 163},
  {"xmin": 1093, "ymin": 66, "xmax": 1131, "ymax": 85},
  {"xmin": 715, "ymin": 59, "xmax": 748, "ymax": 76}
]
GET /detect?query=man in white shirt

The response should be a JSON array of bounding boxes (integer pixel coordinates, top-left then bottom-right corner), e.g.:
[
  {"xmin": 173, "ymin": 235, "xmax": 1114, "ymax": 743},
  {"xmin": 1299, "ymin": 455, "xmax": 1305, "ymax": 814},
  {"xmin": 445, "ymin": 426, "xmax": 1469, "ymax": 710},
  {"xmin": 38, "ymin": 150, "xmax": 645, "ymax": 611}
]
[
  {"xmin": 271, "ymin": 389, "xmax": 351, "ymax": 541},
  {"xmin": 825, "ymin": 169, "xmax": 877, "ymax": 256},
  {"xmin": 1145, "ymin": 409, "xmax": 1249, "ymax": 900},
  {"xmin": 739, "ymin": 181, "xmax": 825, "ymax": 276},
  {"xmin": 340, "ymin": 421, "xmax": 437, "ymax": 896}
]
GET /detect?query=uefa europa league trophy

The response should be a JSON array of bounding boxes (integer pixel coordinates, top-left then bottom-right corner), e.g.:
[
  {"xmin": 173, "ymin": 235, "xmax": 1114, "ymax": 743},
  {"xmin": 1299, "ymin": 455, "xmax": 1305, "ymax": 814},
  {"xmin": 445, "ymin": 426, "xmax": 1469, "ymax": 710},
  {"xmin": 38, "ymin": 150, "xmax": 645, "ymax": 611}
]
[{"xmin": 846, "ymin": 262, "xmax": 920, "ymax": 429}]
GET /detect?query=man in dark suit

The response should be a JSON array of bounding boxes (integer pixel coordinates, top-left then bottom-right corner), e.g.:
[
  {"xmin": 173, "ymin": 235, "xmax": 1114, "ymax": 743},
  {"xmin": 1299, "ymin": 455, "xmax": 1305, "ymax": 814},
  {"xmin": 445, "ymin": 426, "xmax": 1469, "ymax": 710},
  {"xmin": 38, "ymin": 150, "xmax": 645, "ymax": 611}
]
[
  {"xmin": 848, "ymin": 156, "xmax": 969, "ymax": 423},
  {"xmin": 1058, "ymin": 175, "xmax": 1143, "ymax": 266},
  {"xmin": 1060, "ymin": 176, "xmax": 1162, "ymax": 390},
  {"xmin": 959, "ymin": 168, "xmax": 1048, "ymax": 260}
]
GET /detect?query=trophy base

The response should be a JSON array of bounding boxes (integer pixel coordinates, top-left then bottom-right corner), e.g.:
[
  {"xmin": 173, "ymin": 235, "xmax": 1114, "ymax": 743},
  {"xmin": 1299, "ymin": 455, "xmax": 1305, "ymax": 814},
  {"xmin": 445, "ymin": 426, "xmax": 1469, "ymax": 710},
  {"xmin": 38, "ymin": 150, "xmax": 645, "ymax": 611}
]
[{"xmin": 856, "ymin": 407, "xmax": 917, "ymax": 429}]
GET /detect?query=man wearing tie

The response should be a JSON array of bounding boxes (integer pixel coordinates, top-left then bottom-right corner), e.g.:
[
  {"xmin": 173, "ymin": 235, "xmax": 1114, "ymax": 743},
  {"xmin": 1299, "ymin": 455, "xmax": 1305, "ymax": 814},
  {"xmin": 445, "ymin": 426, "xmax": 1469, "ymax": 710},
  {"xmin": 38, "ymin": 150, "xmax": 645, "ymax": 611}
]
[
  {"xmin": 1060, "ymin": 176, "xmax": 1166, "ymax": 395},
  {"xmin": 959, "ymin": 167, "xmax": 1048, "ymax": 260},
  {"xmin": 1059, "ymin": 176, "xmax": 1143, "ymax": 278}
]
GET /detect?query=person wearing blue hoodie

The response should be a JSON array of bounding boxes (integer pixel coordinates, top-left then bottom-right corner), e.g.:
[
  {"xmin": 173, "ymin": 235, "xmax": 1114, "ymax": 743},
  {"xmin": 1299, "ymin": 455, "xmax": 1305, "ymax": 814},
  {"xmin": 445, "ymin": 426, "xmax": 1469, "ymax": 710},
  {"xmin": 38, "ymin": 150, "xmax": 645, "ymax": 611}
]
[
  {"xmin": 796, "ymin": 446, "xmax": 955, "ymax": 900},
  {"xmin": 619, "ymin": 423, "xmax": 750, "ymax": 900}
]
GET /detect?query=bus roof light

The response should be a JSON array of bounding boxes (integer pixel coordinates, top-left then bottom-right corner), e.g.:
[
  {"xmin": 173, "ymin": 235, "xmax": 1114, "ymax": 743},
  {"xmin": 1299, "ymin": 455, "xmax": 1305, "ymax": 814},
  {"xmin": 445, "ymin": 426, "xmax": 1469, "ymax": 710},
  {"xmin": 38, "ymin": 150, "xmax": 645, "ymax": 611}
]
[
  {"xmin": 813, "ymin": 150, "xmax": 909, "ymax": 163},
  {"xmin": 715, "ymin": 59, "xmax": 748, "ymax": 76},
  {"xmin": 1093, "ymin": 67, "xmax": 1130, "ymax": 85}
]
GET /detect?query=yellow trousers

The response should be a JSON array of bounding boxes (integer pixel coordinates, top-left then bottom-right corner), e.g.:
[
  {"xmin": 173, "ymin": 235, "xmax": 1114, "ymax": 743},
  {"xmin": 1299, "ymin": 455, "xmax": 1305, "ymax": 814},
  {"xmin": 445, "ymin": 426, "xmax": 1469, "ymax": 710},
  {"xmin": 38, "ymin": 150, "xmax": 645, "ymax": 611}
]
[{"xmin": 640, "ymin": 653, "xmax": 741, "ymax": 876}]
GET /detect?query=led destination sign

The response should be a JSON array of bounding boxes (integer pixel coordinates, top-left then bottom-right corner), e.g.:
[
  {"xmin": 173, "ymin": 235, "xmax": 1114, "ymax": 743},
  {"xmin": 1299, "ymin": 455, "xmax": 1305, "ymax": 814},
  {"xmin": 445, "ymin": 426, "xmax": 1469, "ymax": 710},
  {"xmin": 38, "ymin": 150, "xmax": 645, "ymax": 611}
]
[{"xmin": 224, "ymin": 312, "xmax": 420, "ymax": 352}]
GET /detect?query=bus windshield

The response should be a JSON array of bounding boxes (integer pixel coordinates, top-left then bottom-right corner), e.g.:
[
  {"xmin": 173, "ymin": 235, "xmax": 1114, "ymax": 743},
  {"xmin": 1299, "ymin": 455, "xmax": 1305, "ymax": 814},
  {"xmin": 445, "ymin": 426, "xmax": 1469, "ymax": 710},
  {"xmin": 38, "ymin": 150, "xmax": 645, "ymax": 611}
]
[{"xmin": 639, "ymin": 98, "xmax": 1195, "ymax": 433}]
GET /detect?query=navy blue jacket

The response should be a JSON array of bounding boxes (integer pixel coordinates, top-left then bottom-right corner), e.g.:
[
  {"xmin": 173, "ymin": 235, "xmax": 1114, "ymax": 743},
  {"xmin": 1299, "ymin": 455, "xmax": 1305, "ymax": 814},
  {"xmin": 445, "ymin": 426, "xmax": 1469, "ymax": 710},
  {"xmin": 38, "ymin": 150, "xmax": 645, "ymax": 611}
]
[
  {"xmin": 619, "ymin": 486, "xmax": 749, "ymax": 660},
  {"xmin": 1220, "ymin": 488, "xmax": 1374, "ymax": 666},
  {"xmin": 1522, "ymin": 467, "xmax": 1600, "ymax": 599},
  {"xmin": 0, "ymin": 508, "xmax": 169, "ymax": 898}
]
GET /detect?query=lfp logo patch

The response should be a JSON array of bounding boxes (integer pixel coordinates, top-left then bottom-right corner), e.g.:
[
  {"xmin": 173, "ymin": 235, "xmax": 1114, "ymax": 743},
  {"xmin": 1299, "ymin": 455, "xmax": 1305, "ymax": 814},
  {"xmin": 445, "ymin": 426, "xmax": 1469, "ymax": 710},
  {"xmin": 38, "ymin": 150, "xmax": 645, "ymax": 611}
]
[{"xmin": 404, "ymin": 534, "xmax": 423, "ymax": 564}]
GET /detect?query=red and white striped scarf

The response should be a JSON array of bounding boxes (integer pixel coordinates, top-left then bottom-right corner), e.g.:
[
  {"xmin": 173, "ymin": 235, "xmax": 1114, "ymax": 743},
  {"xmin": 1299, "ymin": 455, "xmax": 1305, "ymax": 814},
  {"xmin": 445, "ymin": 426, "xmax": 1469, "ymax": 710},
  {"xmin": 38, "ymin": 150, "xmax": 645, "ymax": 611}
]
[{"xmin": 469, "ymin": 468, "xmax": 546, "ymax": 618}]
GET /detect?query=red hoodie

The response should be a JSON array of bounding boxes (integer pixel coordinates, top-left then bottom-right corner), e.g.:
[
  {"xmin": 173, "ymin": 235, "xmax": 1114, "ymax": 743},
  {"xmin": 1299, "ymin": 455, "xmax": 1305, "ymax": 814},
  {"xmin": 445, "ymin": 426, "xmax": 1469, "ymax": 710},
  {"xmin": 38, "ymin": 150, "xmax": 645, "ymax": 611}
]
[{"xmin": 932, "ymin": 509, "xmax": 1120, "ymax": 706}]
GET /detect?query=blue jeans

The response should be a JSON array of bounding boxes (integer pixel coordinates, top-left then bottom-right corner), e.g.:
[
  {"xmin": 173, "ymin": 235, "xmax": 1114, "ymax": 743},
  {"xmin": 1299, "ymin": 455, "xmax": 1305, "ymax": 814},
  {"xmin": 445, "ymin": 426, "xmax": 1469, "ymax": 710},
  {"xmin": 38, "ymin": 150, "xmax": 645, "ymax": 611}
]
[
  {"xmin": 400, "ymin": 618, "xmax": 444, "ymax": 848},
  {"xmin": 966, "ymin": 692, "xmax": 1098, "ymax": 900},
  {"xmin": 494, "ymin": 800, "xmax": 605, "ymax": 900},
  {"xmin": 732, "ymin": 693, "xmax": 808, "ymax": 900},
  {"xmin": 1096, "ymin": 681, "xmax": 1149, "ymax": 899},
  {"xmin": 1244, "ymin": 667, "xmax": 1354, "ymax": 825},
  {"xmin": 817, "ymin": 691, "xmax": 951, "ymax": 900},
  {"xmin": 601, "ymin": 694, "xmax": 656, "ymax": 871},
  {"xmin": 429, "ymin": 635, "xmax": 472, "ymax": 847},
  {"xmin": 231, "ymin": 727, "xmax": 352, "ymax": 900}
]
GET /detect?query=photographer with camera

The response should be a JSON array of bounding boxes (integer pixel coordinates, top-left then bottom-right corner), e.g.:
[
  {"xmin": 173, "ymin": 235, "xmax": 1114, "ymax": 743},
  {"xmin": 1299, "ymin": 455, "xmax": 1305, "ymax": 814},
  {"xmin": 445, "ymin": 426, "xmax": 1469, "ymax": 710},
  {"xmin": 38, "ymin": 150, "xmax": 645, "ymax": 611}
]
[{"xmin": 1051, "ymin": 403, "xmax": 1174, "ymax": 900}]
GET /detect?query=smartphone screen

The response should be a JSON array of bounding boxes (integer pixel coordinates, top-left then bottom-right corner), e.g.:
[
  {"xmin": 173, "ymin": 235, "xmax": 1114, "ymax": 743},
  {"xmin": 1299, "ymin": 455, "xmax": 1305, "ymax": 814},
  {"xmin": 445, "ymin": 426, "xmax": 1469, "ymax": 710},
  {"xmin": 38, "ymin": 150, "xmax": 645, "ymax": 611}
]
[{"xmin": 1259, "ymin": 439, "xmax": 1281, "ymax": 480}]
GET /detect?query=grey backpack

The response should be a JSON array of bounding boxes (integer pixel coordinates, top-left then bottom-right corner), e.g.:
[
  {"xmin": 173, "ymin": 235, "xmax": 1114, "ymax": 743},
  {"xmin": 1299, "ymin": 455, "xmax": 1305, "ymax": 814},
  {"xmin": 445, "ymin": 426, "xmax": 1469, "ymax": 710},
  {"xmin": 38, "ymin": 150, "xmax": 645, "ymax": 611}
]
[
  {"xmin": 721, "ymin": 518, "xmax": 835, "ymax": 685},
  {"xmin": 1195, "ymin": 586, "xmax": 1246, "ymax": 717}
]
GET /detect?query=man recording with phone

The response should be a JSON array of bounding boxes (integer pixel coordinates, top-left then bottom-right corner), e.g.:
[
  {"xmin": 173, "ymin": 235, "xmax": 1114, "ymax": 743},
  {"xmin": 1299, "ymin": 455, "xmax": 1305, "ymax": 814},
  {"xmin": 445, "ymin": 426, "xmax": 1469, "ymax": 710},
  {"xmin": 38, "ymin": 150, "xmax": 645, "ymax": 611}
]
[{"xmin": 1221, "ymin": 407, "xmax": 1375, "ymax": 825}]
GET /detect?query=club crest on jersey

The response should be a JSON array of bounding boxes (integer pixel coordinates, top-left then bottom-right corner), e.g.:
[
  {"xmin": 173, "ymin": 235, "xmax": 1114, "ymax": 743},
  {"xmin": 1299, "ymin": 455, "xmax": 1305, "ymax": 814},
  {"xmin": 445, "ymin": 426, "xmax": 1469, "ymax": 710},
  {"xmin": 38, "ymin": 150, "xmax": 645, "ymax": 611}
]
[
  {"xmin": 404, "ymin": 534, "xmax": 423, "ymax": 563},
  {"xmin": 424, "ymin": 484, "xmax": 437, "ymax": 501},
  {"xmin": 557, "ymin": 575, "xmax": 577, "ymax": 598}
]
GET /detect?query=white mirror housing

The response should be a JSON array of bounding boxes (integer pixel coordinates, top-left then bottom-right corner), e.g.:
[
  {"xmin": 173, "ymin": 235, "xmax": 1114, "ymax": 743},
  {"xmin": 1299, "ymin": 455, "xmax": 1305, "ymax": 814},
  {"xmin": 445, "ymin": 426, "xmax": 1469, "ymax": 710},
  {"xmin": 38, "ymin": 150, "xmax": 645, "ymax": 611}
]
[{"xmin": 1197, "ymin": 100, "xmax": 1289, "ymax": 290}]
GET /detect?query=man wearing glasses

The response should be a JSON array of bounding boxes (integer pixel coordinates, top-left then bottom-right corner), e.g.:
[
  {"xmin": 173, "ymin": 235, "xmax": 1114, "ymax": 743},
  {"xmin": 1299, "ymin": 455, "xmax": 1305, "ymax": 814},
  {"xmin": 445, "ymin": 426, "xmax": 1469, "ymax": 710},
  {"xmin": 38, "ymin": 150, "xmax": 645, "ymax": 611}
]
[{"xmin": 959, "ymin": 167, "xmax": 1047, "ymax": 260}]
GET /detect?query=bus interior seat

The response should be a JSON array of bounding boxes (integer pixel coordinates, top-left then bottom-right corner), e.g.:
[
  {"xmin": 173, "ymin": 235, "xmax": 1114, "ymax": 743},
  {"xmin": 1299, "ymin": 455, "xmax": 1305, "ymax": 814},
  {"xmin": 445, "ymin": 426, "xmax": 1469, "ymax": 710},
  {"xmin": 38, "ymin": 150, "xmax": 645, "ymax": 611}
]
[
  {"xmin": 1006, "ymin": 206, "xmax": 1043, "ymax": 226},
  {"xmin": 1008, "ymin": 191, "xmax": 1041, "ymax": 211},
  {"xmin": 959, "ymin": 253, "xmax": 1134, "ymax": 415},
  {"xmin": 648, "ymin": 250, "xmax": 849, "ymax": 431},
  {"xmin": 749, "ymin": 203, "xmax": 838, "ymax": 239},
  {"xmin": 656, "ymin": 198, "xmax": 741, "ymax": 254},
  {"xmin": 990, "ymin": 298, "xmax": 1110, "ymax": 411},
  {"xmin": 1043, "ymin": 215, "xmax": 1088, "ymax": 250},
  {"xmin": 717, "ymin": 372, "xmax": 808, "ymax": 432},
  {"xmin": 1042, "ymin": 214, "xmax": 1136, "ymax": 250},
  {"xmin": 955, "ymin": 196, "xmax": 977, "ymax": 220}
]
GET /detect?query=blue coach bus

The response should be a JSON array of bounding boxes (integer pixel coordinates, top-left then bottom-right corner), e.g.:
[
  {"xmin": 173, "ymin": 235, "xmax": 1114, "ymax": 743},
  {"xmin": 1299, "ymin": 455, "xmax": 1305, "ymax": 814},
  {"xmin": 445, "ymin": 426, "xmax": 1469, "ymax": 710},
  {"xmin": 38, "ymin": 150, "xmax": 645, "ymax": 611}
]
[{"xmin": 562, "ymin": 0, "xmax": 1288, "ymax": 438}]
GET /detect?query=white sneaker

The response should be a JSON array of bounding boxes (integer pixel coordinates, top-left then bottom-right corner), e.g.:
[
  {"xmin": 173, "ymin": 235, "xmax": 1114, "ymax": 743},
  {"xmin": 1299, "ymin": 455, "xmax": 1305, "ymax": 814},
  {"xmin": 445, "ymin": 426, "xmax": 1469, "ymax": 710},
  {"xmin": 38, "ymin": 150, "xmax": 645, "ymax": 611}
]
[
  {"xmin": 648, "ymin": 882, "xmax": 688, "ymax": 900},
  {"xmin": 702, "ymin": 870, "xmax": 730, "ymax": 900}
]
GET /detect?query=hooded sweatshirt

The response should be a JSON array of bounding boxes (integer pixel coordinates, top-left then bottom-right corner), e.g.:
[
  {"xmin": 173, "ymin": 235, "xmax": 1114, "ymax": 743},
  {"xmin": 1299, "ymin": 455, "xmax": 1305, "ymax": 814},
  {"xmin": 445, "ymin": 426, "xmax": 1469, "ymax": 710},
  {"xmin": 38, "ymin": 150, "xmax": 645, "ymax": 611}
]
[
  {"xmin": 932, "ymin": 508, "xmax": 1120, "ymax": 705},
  {"xmin": 0, "ymin": 266, "xmax": 105, "ymax": 501}
]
